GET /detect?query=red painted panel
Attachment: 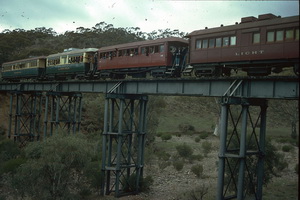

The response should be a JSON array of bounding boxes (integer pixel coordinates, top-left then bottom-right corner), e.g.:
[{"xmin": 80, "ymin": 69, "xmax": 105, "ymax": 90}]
[{"xmin": 98, "ymin": 52, "xmax": 168, "ymax": 70}]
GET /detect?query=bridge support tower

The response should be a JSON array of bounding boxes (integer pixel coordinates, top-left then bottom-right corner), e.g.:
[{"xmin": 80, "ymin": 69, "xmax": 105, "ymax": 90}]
[
  {"xmin": 216, "ymin": 97, "xmax": 268, "ymax": 200},
  {"xmin": 43, "ymin": 92, "xmax": 83, "ymax": 137},
  {"xmin": 101, "ymin": 93, "xmax": 148, "ymax": 197},
  {"xmin": 8, "ymin": 91, "xmax": 43, "ymax": 147}
]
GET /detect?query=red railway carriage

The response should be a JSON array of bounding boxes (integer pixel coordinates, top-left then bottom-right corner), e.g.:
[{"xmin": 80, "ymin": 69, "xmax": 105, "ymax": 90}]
[
  {"xmin": 97, "ymin": 37, "xmax": 189, "ymax": 78},
  {"xmin": 187, "ymin": 14, "xmax": 299, "ymax": 76}
]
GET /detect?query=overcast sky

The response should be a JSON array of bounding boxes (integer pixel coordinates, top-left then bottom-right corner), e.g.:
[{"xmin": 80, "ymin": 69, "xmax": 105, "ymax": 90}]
[{"xmin": 0, "ymin": 0, "xmax": 299, "ymax": 34}]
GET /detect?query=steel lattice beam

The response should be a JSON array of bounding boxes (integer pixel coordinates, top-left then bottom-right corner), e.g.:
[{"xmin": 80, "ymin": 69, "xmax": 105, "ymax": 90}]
[
  {"xmin": 217, "ymin": 97, "xmax": 268, "ymax": 200},
  {"xmin": 43, "ymin": 92, "xmax": 82, "ymax": 137},
  {"xmin": 8, "ymin": 92, "xmax": 42, "ymax": 147},
  {"xmin": 101, "ymin": 94, "xmax": 148, "ymax": 197}
]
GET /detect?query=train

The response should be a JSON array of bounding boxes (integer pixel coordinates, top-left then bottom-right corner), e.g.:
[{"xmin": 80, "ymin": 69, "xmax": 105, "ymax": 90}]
[{"xmin": 1, "ymin": 13, "xmax": 299, "ymax": 82}]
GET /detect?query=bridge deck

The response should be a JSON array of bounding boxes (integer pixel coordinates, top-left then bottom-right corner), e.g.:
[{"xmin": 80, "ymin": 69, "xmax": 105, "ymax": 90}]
[{"xmin": 0, "ymin": 76, "xmax": 298, "ymax": 99}]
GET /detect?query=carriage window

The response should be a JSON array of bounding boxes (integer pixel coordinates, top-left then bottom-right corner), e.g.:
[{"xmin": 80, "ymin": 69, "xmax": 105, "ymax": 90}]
[
  {"xmin": 48, "ymin": 58, "xmax": 60, "ymax": 65},
  {"xmin": 2, "ymin": 65, "xmax": 11, "ymax": 71},
  {"xmin": 69, "ymin": 56, "xmax": 82, "ymax": 63},
  {"xmin": 276, "ymin": 30, "xmax": 284, "ymax": 41},
  {"xmin": 141, "ymin": 47, "xmax": 149, "ymax": 55},
  {"xmin": 285, "ymin": 29, "xmax": 294, "ymax": 40},
  {"xmin": 209, "ymin": 39, "xmax": 215, "ymax": 48},
  {"xmin": 216, "ymin": 38, "xmax": 222, "ymax": 47},
  {"xmin": 223, "ymin": 37, "xmax": 229, "ymax": 46},
  {"xmin": 29, "ymin": 60, "xmax": 38, "ymax": 67},
  {"xmin": 202, "ymin": 39, "xmax": 208, "ymax": 48},
  {"xmin": 296, "ymin": 28, "xmax": 299, "ymax": 40},
  {"xmin": 230, "ymin": 36, "xmax": 236, "ymax": 46},
  {"xmin": 123, "ymin": 49, "xmax": 129, "ymax": 56},
  {"xmin": 195, "ymin": 40, "xmax": 201, "ymax": 49},
  {"xmin": 128, "ymin": 48, "xmax": 138, "ymax": 56},
  {"xmin": 253, "ymin": 33, "xmax": 260, "ymax": 44},
  {"xmin": 118, "ymin": 50, "xmax": 123, "ymax": 57},
  {"xmin": 159, "ymin": 45, "xmax": 164, "ymax": 53},
  {"xmin": 129, "ymin": 49, "xmax": 134, "ymax": 56},
  {"xmin": 62, "ymin": 56, "xmax": 67, "ymax": 64},
  {"xmin": 149, "ymin": 47, "xmax": 154, "ymax": 53},
  {"xmin": 267, "ymin": 31, "xmax": 275, "ymax": 42}
]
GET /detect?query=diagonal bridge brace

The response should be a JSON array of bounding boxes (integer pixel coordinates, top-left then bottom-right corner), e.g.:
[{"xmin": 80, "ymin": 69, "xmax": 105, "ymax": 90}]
[{"xmin": 217, "ymin": 97, "xmax": 268, "ymax": 200}]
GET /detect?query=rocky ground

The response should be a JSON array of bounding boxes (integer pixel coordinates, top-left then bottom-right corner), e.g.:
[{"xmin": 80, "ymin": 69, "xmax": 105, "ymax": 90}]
[{"xmin": 106, "ymin": 134, "xmax": 298, "ymax": 200}]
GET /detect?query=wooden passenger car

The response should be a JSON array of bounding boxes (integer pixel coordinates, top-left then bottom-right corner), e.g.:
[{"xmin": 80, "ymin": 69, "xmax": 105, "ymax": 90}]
[
  {"xmin": 97, "ymin": 37, "xmax": 189, "ymax": 78},
  {"xmin": 1, "ymin": 56, "xmax": 46, "ymax": 81},
  {"xmin": 46, "ymin": 48, "xmax": 98, "ymax": 80},
  {"xmin": 187, "ymin": 14, "xmax": 299, "ymax": 76}
]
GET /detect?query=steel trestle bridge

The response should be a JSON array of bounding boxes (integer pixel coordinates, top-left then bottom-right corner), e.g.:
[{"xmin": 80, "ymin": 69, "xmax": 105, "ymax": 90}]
[{"xmin": 0, "ymin": 76, "xmax": 298, "ymax": 199}]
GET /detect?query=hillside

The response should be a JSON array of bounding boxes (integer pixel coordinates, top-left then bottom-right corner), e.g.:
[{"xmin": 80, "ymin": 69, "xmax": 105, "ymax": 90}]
[
  {"xmin": 136, "ymin": 96, "xmax": 299, "ymax": 200},
  {"xmin": 0, "ymin": 94, "xmax": 298, "ymax": 199},
  {"xmin": 0, "ymin": 24, "xmax": 298, "ymax": 200}
]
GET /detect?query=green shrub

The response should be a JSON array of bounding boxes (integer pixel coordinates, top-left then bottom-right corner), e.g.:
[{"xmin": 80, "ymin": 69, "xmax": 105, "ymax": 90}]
[
  {"xmin": 276, "ymin": 137, "xmax": 298, "ymax": 146},
  {"xmin": 79, "ymin": 187, "xmax": 92, "ymax": 199},
  {"xmin": 0, "ymin": 158, "xmax": 26, "ymax": 175},
  {"xmin": 161, "ymin": 133, "xmax": 172, "ymax": 141},
  {"xmin": 282, "ymin": 145, "xmax": 293, "ymax": 152},
  {"xmin": 122, "ymin": 173, "xmax": 153, "ymax": 193},
  {"xmin": 199, "ymin": 131, "xmax": 210, "ymax": 139},
  {"xmin": 176, "ymin": 143, "xmax": 193, "ymax": 158},
  {"xmin": 0, "ymin": 139, "xmax": 21, "ymax": 162},
  {"xmin": 195, "ymin": 137, "xmax": 200, "ymax": 143},
  {"xmin": 189, "ymin": 154, "xmax": 204, "ymax": 162},
  {"xmin": 173, "ymin": 160, "xmax": 184, "ymax": 171},
  {"xmin": 84, "ymin": 161, "xmax": 103, "ymax": 194},
  {"xmin": 176, "ymin": 133, "xmax": 182, "ymax": 137},
  {"xmin": 158, "ymin": 161, "xmax": 171, "ymax": 170},
  {"xmin": 11, "ymin": 134, "xmax": 94, "ymax": 200},
  {"xmin": 178, "ymin": 123, "xmax": 195, "ymax": 134},
  {"xmin": 155, "ymin": 151, "xmax": 171, "ymax": 161},
  {"xmin": 156, "ymin": 132, "xmax": 163, "ymax": 137},
  {"xmin": 202, "ymin": 141, "xmax": 212, "ymax": 156},
  {"xmin": 191, "ymin": 164, "xmax": 204, "ymax": 178},
  {"xmin": 276, "ymin": 154, "xmax": 289, "ymax": 171},
  {"xmin": 0, "ymin": 125, "xmax": 6, "ymax": 139},
  {"xmin": 178, "ymin": 184, "xmax": 209, "ymax": 200}
]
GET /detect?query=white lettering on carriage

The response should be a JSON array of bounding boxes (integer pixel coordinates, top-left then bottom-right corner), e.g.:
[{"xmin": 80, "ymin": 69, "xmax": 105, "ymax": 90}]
[{"xmin": 235, "ymin": 50, "xmax": 264, "ymax": 56}]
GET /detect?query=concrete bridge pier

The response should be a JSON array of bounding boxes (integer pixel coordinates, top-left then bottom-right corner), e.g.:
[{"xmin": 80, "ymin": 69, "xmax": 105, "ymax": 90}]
[{"xmin": 216, "ymin": 97, "xmax": 267, "ymax": 200}]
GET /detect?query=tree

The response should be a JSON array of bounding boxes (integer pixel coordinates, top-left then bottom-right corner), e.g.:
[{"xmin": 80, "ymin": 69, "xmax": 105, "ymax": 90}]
[
  {"xmin": 11, "ymin": 134, "xmax": 94, "ymax": 200},
  {"xmin": 269, "ymin": 100, "xmax": 298, "ymax": 140}
]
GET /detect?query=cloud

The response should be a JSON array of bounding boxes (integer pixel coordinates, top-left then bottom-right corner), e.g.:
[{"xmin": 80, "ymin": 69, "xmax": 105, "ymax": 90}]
[{"xmin": 0, "ymin": 0, "xmax": 299, "ymax": 34}]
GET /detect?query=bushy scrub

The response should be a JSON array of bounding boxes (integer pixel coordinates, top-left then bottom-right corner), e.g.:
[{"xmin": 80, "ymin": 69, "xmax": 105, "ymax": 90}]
[
  {"xmin": 11, "ymin": 134, "xmax": 95, "ymax": 200},
  {"xmin": 282, "ymin": 144, "xmax": 293, "ymax": 152},
  {"xmin": 0, "ymin": 139, "xmax": 24, "ymax": 176},
  {"xmin": 122, "ymin": 173, "xmax": 154, "ymax": 193},
  {"xmin": 161, "ymin": 133, "xmax": 172, "ymax": 141},
  {"xmin": 191, "ymin": 164, "xmax": 204, "ymax": 178},
  {"xmin": 173, "ymin": 159, "xmax": 185, "ymax": 171},
  {"xmin": 202, "ymin": 141, "xmax": 212, "ymax": 156},
  {"xmin": 176, "ymin": 143, "xmax": 193, "ymax": 158}
]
